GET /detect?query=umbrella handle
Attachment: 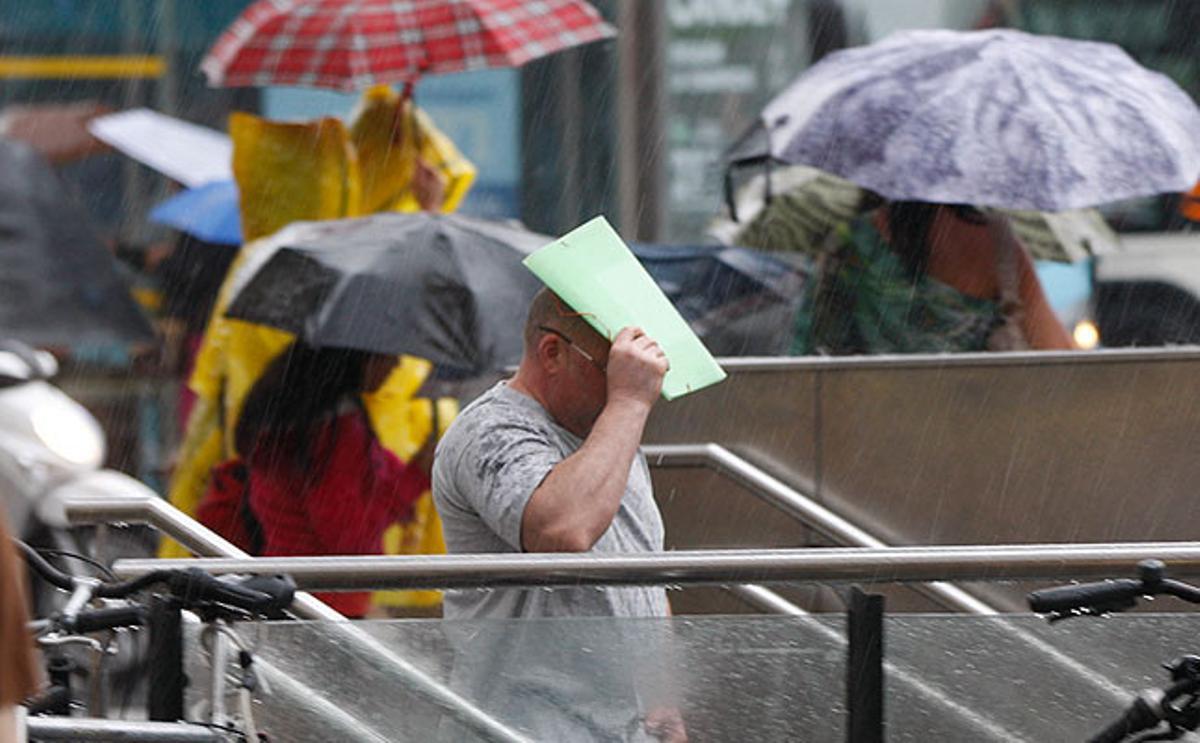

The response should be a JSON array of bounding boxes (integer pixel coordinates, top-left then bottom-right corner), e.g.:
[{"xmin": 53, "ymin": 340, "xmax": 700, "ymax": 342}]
[
  {"xmin": 725, "ymin": 123, "xmax": 776, "ymax": 224},
  {"xmin": 764, "ymin": 157, "xmax": 774, "ymax": 205},
  {"xmin": 723, "ymin": 156, "xmax": 776, "ymax": 225},
  {"xmin": 393, "ymin": 87, "xmax": 425, "ymax": 156},
  {"xmin": 724, "ymin": 166, "xmax": 739, "ymax": 223},
  {"xmin": 400, "ymin": 56, "xmax": 431, "ymax": 151},
  {"xmin": 763, "ymin": 123, "xmax": 775, "ymax": 206}
]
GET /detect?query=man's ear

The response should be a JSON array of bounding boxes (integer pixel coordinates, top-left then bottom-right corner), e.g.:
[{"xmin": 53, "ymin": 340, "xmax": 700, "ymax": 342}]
[{"xmin": 536, "ymin": 333, "xmax": 565, "ymax": 374}]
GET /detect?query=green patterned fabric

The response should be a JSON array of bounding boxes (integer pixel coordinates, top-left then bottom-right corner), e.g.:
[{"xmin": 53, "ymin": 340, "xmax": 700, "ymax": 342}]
[{"xmin": 793, "ymin": 216, "xmax": 1001, "ymax": 355}]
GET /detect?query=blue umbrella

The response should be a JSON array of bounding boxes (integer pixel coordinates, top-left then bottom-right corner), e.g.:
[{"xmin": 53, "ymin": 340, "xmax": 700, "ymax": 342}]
[
  {"xmin": 149, "ymin": 179, "xmax": 241, "ymax": 245},
  {"xmin": 747, "ymin": 29, "xmax": 1200, "ymax": 212}
]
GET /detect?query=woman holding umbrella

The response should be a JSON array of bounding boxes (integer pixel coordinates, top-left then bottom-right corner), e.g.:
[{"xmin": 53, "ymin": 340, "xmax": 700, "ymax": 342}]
[
  {"xmin": 731, "ymin": 28, "xmax": 1200, "ymax": 355},
  {"xmin": 795, "ymin": 196, "xmax": 1073, "ymax": 354},
  {"xmin": 197, "ymin": 341, "xmax": 432, "ymax": 618},
  {"xmin": 192, "ymin": 210, "xmax": 546, "ymax": 620}
]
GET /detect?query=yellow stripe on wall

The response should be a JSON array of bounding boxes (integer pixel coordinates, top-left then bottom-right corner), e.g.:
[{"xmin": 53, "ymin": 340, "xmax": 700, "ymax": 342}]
[{"xmin": 0, "ymin": 55, "xmax": 166, "ymax": 79}]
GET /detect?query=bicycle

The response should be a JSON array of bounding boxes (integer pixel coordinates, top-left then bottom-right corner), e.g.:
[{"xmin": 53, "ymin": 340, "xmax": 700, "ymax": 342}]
[
  {"xmin": 18, "ymin": 538, "xmax": 295, "ymax": 742},
  {"xmin": 1028, "ymin": 559, "xmax": 1200, "ymax": 743}
]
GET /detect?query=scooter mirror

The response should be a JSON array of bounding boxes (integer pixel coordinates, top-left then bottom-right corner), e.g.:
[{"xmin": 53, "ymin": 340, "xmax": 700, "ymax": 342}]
[
  {"xmin": 0, "ymin": 340, "xmax": 57, "ymax": 386},
  {"xmin": 32, "ymin": 350, "xmax": 58, "ymax": 379},
  {"xmin": 0, "ymin": 350, "xmax": 31, "ymax": 385}
]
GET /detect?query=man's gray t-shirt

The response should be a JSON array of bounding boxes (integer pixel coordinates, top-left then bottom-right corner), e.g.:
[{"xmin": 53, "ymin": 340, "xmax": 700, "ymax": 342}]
[{"xmin": 433, "ymin": 381, "xmax": 670, "ymax": 620}]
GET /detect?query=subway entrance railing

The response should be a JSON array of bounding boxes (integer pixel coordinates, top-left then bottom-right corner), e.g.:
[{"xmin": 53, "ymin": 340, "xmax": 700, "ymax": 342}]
[{"xmin": 58, "ymin": 495, "xmax": 1200, "ymax": 742}]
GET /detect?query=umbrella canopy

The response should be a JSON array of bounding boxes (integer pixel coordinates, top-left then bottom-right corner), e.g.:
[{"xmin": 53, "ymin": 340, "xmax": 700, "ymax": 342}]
[
  {"xmin": 630, "ymin": 242, "xmax": 805, "ymax": 356},
  {"xmin": 0, "ymin": 138, "xmax": 152, "ymax": 348},
  {"xmin": 201, "ymin": 0, "xmax": 615, "ymax": 91},
  {"xmin": 225, "ymin": 212, "xmax": 546, "ymax": 372},
  {"xmin": 745, "ymin": 29, "xmax": 1200, "ymax": 212},
  {"xmin": 88, "ymin": 108, "xmax": 233, "ymax": 188},
  {"xmin": 149, "ymin": 180, "xmax": 242, "ymax": 245},
  {"xmin": 717, "ymin": 165, "xmax": 1120, "ymax": 263}
]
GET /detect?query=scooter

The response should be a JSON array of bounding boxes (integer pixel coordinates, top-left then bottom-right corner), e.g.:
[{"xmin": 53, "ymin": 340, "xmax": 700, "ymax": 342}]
[{"xmin": 0, "ymin": 339, "xmax": 161, "ymax": 612}]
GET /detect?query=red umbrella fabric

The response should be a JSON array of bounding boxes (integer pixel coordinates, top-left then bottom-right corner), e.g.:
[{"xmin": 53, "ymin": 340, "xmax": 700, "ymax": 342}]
[{"xmin": 201, "ymin": 0, "xmax": 615, "ymax": 91}]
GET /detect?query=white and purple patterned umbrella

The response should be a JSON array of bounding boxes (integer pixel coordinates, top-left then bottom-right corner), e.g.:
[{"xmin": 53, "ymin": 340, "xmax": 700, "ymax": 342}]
[{"xmin": 755, "ymin": 29, "xmax": 1200, "ymax": 212}]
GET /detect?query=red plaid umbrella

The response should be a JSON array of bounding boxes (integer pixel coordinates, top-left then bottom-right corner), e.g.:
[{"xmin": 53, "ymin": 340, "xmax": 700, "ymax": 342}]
[{"xmin": 201, "ymin": 0, "xmax": 615, "ymax": 91}]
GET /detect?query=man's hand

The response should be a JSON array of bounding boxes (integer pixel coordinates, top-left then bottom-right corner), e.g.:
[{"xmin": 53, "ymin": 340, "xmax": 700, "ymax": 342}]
[
  {"xmin": 605, "ymin": 327, "xmax": 669, "ymax": 410},
  {"xmin": 644, "ymin": 706, "xmax": 688, "ymax": 742}
]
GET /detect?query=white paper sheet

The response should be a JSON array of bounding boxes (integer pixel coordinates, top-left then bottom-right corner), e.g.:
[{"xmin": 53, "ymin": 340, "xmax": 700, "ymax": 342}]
[{"xmin": 88, "ymin": 108, "xmax": 232, "ymax": 188}]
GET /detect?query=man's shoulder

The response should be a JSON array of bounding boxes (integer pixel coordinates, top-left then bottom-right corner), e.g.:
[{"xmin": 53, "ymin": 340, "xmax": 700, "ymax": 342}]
[
  {"xmin": 454, "ymin": 382, "xmax": 516, "ymax": 420},
  {"xmin": 438, "ymin": 385, "xmax": 555, "ymax": 463}
]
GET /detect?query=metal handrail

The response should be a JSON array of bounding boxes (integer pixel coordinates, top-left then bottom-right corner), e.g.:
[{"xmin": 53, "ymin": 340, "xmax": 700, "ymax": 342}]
[
  {"xmin": 25, "ymin": 716, "xmax": 223, "ymax": 742},
  {"xmin": 726, "ymin": 584, "xmax": 809, "ymax": 616},
  {"xmin": 109, "ymin": 536, "xmax": 1193, "ymax": 710},
  {"xmin": 63, "ymin": 496, "xmax": 529, "ymax": 743},
  {"xmin": 70, "ymin": 497, "xmax": 1153, "ymax": 735},
  {"xmin": 643, "ymin": 442, "xmax": 997, "ymax": 614},
  {"xmin": 638, "ymin": 444, "xmax": 1136, "ymax": 708},
  {"xmin": 109, "ymin": 541, "xmax": 1200, "ymax": 589},
  {"xmin": 710, "ymin": 346, "xmax": 1200, "ymax": 372}
]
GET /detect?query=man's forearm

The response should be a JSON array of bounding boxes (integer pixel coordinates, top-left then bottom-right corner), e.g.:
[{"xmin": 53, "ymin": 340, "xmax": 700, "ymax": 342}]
[{"xmin": 521, "ymin": 398, "xmax": 650, "ymax": 552}]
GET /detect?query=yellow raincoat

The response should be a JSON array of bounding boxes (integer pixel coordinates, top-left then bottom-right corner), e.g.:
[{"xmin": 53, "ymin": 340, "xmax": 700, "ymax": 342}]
[{"xmin": 162, "ymin": 87, "xmax": 474, "ymax": 612}]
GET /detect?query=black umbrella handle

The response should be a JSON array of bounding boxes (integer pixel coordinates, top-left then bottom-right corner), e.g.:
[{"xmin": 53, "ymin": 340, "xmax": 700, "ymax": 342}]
[
  {"xmin": 724, "ymin": 166, "xmax": 740, "ymax": 223},
  {"xmin": 725, "ymin": 117, "xmax": 776, "ymax": 225}
]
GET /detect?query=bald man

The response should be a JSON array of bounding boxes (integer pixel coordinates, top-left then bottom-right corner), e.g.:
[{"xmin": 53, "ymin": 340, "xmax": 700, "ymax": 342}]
[{"xmin": 434, "ymin": 288, "xmax": 686, "ymax": 742}]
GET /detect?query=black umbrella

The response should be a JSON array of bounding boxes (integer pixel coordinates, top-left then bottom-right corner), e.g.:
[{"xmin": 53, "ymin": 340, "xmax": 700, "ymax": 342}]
[
  {"xmin": 0, "ymin": 138, "xmax": 152, "ymax": 347},
  {"xmin": 631, "ymin": 242, "xmax": 806, "ymax": 356},
  {"xmin": 225, "ymin": 213, "xmax": 547, "ymax": 373}
]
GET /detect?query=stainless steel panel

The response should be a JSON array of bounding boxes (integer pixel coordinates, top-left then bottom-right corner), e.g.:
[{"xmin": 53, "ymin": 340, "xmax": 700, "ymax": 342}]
[
  {"xmin": 645, "ymin": 365, "xmax": 824, "ymax": 613},
  {"xmin": 651, "ymin": 466, "xmax": 815, "ymax": 550},
  {"xmin": 819, "ymin": 352, "xmax": 1200, "ymax": 609},
  {"xmin": 644, "ymin": 350, "xmax": 1200, "ymax": 612},
  {"xmin": 644, "ymin": 363, "xmax": 819, "ymax": 493},
  {"xmin": 819, "ymin": 354, "xmax": 1200, "ymax": 547}
]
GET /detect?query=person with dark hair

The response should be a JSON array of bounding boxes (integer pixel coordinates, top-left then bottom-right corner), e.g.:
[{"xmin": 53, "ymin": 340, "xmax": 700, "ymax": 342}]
[
  {"xmin": 795, "ymin": 197, "xmax": 1074, "ymax": 355},
  {"xmin": 154, "ymin": 233, "xmax": 241, "ymax": 435},
  {"xmin": 197, "ymin": 340, "xmax": 431, "ymax": 617}
]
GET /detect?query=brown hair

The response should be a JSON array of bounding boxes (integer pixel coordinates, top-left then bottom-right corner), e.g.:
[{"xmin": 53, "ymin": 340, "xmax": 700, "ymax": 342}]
[{"xmin": 0, "ymin": 511, "xmax": 38, "ymax": 705}]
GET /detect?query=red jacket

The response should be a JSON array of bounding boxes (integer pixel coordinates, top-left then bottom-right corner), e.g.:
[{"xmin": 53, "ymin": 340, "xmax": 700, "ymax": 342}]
[{"xmin": 198, "ymin": 410, "xmax": 429, "ymax": 617}]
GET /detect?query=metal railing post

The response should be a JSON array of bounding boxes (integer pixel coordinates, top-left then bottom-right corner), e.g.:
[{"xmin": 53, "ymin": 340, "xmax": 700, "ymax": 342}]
[{"xmin": 846, "ymin": 587, "xmax": 885, "ymax": 743}]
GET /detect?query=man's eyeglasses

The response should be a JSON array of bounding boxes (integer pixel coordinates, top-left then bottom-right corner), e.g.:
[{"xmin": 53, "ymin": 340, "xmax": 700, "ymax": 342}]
[{"xmin": 538, "ymin": 325, "xmax": 606, "ymax": 373}]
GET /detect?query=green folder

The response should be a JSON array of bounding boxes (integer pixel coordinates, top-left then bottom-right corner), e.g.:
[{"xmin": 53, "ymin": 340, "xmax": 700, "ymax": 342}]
[{"xmin": 523, "ymin": 216, "xmax": 727, "ymax": 400}]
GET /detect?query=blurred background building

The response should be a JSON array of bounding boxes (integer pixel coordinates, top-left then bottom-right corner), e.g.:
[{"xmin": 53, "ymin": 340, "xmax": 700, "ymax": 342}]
[
  {"xmin": 8, "ymin": 0, "xmax": 1200, "ymax": 246},
  {"xmin": 5, "ymin": 0, "xmax": 1200, "ymax": 487}
]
